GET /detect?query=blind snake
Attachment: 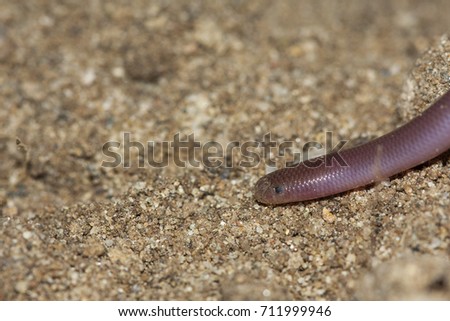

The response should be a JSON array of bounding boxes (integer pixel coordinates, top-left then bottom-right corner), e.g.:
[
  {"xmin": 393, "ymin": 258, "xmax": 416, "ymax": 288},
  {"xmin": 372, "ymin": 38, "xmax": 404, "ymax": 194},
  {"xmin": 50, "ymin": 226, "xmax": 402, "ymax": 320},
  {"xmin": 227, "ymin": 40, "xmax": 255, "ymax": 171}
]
[{"xmin": 254, "ymin": 89, "xmax": 450, "ymax": 205}]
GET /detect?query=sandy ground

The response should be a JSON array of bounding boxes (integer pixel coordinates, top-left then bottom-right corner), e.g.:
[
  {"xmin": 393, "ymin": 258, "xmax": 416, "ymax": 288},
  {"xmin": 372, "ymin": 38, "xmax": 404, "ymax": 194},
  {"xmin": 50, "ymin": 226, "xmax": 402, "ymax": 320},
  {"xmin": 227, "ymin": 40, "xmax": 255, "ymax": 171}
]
[{"xmin": 1, "ymin": 0, "xmax": 450, "ymax": 300}]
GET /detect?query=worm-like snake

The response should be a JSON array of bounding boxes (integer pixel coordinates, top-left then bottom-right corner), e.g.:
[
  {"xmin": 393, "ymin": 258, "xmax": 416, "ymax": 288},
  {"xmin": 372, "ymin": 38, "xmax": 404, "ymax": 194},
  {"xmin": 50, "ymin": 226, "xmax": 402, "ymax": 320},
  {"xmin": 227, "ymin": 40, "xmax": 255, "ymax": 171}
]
[{"xmin": 254, "ymin": 90, "xmax": 450, "ymax": 205}]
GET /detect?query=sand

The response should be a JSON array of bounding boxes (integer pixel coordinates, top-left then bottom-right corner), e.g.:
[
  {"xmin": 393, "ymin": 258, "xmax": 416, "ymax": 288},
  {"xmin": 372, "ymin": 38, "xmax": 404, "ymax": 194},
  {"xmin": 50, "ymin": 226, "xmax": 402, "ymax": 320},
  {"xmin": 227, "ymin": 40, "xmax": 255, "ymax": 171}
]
[{"xmin": 1, "ymin": 0, "xmax": 450, "ymax": 300}]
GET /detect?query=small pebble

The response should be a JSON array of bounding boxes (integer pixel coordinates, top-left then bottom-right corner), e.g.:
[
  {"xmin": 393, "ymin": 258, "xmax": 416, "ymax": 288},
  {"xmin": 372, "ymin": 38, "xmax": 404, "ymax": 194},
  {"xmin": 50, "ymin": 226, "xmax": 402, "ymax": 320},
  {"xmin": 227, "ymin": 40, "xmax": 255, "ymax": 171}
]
[
  {"xmin": 322, "ymin": 208, "xmax": 336, "ymax": 224},
  {"xmin": 15, "ymin": 281, "xmax": 29, "ymax": 294},
  {"xmin": 22, "ymin": 231, "xmax": 33, "ymax": 240}
]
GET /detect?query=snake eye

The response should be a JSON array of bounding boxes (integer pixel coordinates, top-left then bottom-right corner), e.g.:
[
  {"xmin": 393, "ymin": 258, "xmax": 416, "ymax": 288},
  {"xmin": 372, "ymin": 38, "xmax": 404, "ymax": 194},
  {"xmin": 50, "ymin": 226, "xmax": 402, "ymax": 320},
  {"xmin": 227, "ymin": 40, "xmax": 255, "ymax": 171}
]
[{"xmin": 274, "ymin": 186, "xmax": 284, "ymax": 194}]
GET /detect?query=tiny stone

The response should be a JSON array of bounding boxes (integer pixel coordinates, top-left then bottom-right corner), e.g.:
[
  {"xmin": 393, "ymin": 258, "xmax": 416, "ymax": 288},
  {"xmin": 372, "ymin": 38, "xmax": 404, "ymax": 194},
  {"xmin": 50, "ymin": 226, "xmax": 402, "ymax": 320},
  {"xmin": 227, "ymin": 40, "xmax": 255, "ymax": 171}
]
[
  {"xmin": 22, "ymin": 231, "xmax": 33, "ymax": 240},
  {"xmin": 15, "ymin": 281, "xmax": 29, "ymax": 294},
  {"xmin": 112, "ymin": 66, "xmax": 125, "ymax": 78},
  {"xmin": 191, "ymin": 188, "xmax": 201, "ymax": 197},
  {"xmin": 346, "ymin": 253, "xmax": 356, "ymax": 266},
  {"xmin": 322, "ymin": 208, "xmax": 336, "ymax": 224},
  {"xmin": 81, "ymin": 68, "xmax": 96, "ymax": 86},
  {"xmin": 134, "ymin": 181, "xmax": 146, "ymax": 191},
  {"xmin": 403, "ymin": 184, "xmax": 413, "ymax": 195},
  {"xmin": 262, "ymin": 289, "xmax": 271, "ymax": 297}
]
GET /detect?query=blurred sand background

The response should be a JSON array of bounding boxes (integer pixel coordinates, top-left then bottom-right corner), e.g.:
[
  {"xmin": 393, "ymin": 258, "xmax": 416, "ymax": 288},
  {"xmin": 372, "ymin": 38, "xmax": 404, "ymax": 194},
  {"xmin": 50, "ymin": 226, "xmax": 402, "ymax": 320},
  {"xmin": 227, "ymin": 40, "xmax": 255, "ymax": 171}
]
[{"xmin": 1, "ymin": 0, "xmax": 450, "ymax": 300}]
